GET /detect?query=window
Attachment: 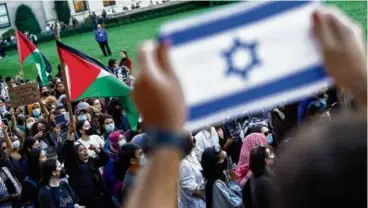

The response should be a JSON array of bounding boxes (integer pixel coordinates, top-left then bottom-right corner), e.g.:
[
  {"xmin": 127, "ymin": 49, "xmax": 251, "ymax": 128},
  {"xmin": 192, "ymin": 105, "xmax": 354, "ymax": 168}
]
[
  {"xmin": 73, "ymin": 0, "xmax": 88, "ymax": 13},
  {"xmin": 0, "ymin": 3, "xmax": 10, "ymax": 28},
  {"xmin": 103, "ymin": 0, "xmax": 116, "ymax": 7}
]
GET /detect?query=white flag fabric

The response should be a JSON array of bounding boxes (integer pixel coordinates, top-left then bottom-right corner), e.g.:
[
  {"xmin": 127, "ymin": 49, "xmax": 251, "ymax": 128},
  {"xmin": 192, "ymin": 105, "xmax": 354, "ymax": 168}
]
[{"xmin": 157, "ymin": 1, "xmax": 333, "ymax": 131}]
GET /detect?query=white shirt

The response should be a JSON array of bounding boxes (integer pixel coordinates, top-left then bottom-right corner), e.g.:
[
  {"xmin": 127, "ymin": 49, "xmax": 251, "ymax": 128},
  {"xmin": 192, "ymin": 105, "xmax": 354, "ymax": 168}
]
[
  {"xmin": 76, "ymin": 135, "xmax": 105, "ymax": 158},
  {"xmin": 178, "ymin": 151, "xmax": 206, "ymax": 208},
  {"xmin": 0, "ymin": 83, "xmax": 9, "ymax": 101},
  {"xmin": 194, "ymin": 127, "xmax": 220, "ymax": 162}
]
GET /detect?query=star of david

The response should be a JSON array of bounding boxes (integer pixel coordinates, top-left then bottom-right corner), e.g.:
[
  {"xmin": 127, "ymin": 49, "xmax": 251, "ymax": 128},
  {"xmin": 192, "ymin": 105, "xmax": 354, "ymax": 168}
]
[{"xmin": 222, "ymin": 38, "xmax": 261, "ymax": 79}]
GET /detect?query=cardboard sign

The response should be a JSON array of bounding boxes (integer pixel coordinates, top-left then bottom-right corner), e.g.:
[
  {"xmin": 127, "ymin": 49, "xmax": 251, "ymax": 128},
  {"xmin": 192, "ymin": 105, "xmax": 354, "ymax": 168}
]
[{"xmin": 8, "ymin": 83, "xmax": 40, "ymax": 107}]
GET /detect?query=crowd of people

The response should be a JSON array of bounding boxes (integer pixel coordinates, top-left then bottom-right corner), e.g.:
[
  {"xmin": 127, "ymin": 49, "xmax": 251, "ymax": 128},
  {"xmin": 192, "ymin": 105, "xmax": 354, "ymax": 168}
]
[{"xmin": 0, "ymin": 6, "xmax": 366, "ymax": 208}]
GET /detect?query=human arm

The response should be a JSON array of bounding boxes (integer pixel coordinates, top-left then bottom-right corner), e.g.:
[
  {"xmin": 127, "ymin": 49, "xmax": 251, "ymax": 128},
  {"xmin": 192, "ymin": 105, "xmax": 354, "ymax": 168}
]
[
  {"xmin": 63, "ymin": 123, "xmax": 78, "ymax": 175},
  {"xmin": 10, "ymin": 111, "xmax": 25, "ymax": 141},
  {"xmin": 312, "ymin": 8, "xmax": 367, "ymax": 109},
  {"xmin": 1, "ymin": 125, "xmax": 13, "ymax": 153},
  {"xmin": 125, "ymin": 42, "xmax": 185, "ymax": 208},
  {"xmin": 89, "ymin": 144, "xmax": 109, "ymax": 167}
]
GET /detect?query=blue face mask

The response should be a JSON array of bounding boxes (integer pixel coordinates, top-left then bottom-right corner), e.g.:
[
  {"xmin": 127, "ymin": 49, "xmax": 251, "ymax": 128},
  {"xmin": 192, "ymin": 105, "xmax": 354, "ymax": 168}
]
[
  {"xmin": 32, "ymin": 108, "xmax": 41, "ymax": 117},
  {"xmin": 267, "ymin": 134, "xmax": 273, "ymax": 144},
  {"xmin": 17, "ymin": 125, "xmax": 25, "ymax": 132}
]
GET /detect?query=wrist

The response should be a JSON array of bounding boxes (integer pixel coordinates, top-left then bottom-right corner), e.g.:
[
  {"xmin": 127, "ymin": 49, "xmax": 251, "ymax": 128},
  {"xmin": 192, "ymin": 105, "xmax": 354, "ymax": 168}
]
[{"xmin": 146, "ymin": 128, "xmax": 187, "ymax": 157}]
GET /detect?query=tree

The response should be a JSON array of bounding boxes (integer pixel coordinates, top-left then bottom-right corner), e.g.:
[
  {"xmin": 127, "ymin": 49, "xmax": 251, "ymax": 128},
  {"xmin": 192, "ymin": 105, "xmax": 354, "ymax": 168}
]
[
  {"xmin": 54, "ymin": 1, "xmax": 71, "ymax": 25},
  {"xmin": 15, "ymin": 4, "xmax": 41, "ymax": 34}
]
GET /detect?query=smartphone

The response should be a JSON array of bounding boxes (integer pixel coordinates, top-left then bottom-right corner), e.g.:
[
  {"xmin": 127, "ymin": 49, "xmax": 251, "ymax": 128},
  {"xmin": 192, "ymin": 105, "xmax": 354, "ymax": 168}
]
[{"xmin": 54, "ymin": 113, "xmax": 67, "ymax": 126}]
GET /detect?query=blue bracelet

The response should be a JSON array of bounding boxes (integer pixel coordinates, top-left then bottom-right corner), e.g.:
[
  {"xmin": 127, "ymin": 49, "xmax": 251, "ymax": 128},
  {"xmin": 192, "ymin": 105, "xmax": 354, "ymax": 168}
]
[{"xmin": 146, "ymin": 128, "xmax": 187, "ymax": 156}]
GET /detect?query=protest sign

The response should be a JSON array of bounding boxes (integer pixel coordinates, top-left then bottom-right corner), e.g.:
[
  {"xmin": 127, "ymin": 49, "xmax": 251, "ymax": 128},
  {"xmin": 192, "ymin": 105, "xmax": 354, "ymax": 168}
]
[
  {"xmin": 156, "ymin": 1, "xmax": 333, "ymax": 130},
  {"xmin": 8, "ymin": 83, "xmax": 40, "ymax": 107}
]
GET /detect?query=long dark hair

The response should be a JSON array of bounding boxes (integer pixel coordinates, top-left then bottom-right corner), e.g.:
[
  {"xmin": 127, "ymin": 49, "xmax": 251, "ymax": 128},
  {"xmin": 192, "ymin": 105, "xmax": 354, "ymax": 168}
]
[
  {"xmin": 27, "ymin": 149, "xmax": 42, "ymax": 181},
  {"xmin": 114, "ymin": 143, "xmax": 140, "ymax": 180},
  {"xmin": 201, "ymin": 146, "xmax": 227, "ymax": 208},
  {"xmin": 40, "ymin": 159, "xmax": 57, "ymax": 186},
  {"xmin": 107, "ymin": 98, "xmax": 123, "ymax": 125},
  {"xmin": 19, "ymin": 137, "xmax": 37, "ymax": 158},
  {"xmin": 249, "ymin": 146, "xmax": 267, "ymax": 177}
]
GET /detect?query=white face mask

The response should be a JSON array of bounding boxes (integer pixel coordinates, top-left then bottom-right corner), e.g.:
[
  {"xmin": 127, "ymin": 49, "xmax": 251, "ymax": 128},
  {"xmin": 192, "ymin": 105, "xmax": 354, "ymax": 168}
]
[
  {"xmin": 78, "ymin": 114, "xmax": 88, "ymax": 122},
  {"xmin": 118, "ymin": 138, "xmax": 126, "ymax": 147},
  {"xmin": 140, "ymin": 154, "xmax": 147, "ymax": 165},
  {"xmin": 32, "ymin": 108, "xmax": 41, "ymax": 117},
  {"xmin": 12, "ymin": 140, "xmax": 20, "ymax": 149},
  {"xmin": 105, "ymin": 123, "xmax": 115, "ymax": 134},
  {"xmin": 0, "ymin": 106, "xmax": 5, "ymax": 113},
  {"xmin": 27, "ymin": 122, "xmax": 35, "ymax": 130}
]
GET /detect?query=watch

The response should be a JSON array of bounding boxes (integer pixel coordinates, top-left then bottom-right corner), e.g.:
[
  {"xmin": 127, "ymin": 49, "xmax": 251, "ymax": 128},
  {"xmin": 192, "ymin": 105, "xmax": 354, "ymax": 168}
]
[{"xmin": 146, "ymin": 128, "xmax": 188, "ymax": 157}]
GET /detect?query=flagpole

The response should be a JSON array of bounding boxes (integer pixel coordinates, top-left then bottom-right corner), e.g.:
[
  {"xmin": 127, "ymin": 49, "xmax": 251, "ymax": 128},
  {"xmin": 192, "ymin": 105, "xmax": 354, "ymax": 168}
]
[
  {"xmin": 15, "ymin": 28, "xmax": 24, "ymax": 77},
  {"xmin": 54, "ymin": 22, "xmax": 74, "ymax": 123}
]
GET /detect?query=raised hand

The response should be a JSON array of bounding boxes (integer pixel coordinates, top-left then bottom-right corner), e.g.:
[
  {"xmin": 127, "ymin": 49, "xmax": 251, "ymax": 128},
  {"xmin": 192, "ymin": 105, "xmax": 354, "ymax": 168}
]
[
  {"xmin": 312, "ymin": 7, "xmax": 367, "ymax": 108},
  {"xmin": 133, "ymin": 41, "xmax": 186, "ymax": 132}
]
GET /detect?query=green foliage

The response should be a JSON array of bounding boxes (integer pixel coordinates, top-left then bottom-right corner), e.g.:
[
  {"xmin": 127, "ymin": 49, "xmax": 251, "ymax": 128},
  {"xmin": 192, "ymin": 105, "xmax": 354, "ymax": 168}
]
[
  {"xmin": 15, "ymin": 4, "xmax": 41, "ymax": 34},
  {"xmin": 54, "ymin": 1, "xmax": 71, "ymax": 25},
  {"xmin": 1, "ymin": 28, "xmax": 15, "ymax": 39}
]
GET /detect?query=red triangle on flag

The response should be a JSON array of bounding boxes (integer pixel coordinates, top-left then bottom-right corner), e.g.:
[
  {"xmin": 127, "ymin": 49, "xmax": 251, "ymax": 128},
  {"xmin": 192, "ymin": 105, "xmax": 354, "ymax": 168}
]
[
  {"xmin": 16, "ymin": 30, "xmax": 37, "ymax": 63},
  {"xmin": 57, "ymin": 44, "xmax": 100, "ymax": 101}
]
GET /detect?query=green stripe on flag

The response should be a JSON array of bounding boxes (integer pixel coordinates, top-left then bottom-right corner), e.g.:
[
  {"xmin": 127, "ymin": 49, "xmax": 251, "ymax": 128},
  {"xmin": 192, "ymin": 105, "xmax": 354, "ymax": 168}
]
[{"xmin": 24, "ymin": 51, "xmax": 48, "ymax": 86}]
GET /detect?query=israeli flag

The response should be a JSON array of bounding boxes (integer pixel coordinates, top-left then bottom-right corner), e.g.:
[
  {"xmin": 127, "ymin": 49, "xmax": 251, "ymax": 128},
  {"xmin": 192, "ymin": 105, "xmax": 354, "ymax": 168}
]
[{"xmin": 158, "ymin": 1, "xmax": 333, "ymax": 130}]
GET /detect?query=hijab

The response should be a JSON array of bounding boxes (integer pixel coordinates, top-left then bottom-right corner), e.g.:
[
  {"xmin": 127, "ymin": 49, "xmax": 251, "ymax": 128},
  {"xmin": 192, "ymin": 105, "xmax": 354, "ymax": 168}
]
[
  {"xmin": 235, "ymin": 133, "xmax": 267, "ymax": 187},
  {"xmin": 104, "ymin": 131, "xmax": 123, "ymax": 160}
]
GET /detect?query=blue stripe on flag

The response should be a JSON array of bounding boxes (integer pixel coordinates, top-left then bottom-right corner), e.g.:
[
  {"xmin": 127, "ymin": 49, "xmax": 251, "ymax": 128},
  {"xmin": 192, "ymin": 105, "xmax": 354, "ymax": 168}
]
[
  {"xmin": 160, "ymin": 1, "xmax": 310, "ymax": 46},
  {"xmin": 188, "ymin": 65, "xmax": 326, "ymax": 121}
]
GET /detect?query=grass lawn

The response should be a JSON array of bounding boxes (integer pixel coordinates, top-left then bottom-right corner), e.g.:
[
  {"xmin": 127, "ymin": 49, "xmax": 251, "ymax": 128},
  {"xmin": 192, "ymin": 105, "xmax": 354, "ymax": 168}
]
[{"xmin": 0, "ymin": 1, "xmax": 366, "ymax": 80}]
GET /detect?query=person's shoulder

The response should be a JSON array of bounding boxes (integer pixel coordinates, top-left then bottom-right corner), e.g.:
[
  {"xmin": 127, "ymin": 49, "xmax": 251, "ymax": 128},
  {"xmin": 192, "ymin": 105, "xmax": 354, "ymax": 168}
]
[{"xmin": 38, "ymin": 186, "xmax": 51, "ymax": 197}]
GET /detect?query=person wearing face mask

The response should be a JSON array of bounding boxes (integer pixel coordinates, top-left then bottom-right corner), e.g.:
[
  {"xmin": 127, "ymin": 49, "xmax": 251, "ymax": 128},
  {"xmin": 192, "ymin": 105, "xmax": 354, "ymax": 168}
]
[
  {"xmin": 40, "ymin": 86, "xmax": 52, "ymax": 104},
  {"xmin": 201, "ymin": 146, "xmax": 243, "ymax": 208},
  {"xmin": 235, "ymin": 133, "xmax": 267, "ymax": 188},
  {"xmin": 103, "ymin": 130, "xmax": 126, "ymax": 207},
  {"xmin": 242, "ymin": 145, "xmax": 275, "ymax": 208},
  {"xmin": 102, "ymin": 114, "xmax": 116, "ymax": 139},
  {"xmin": 1, "ymin": 125, "xmax": 22, "ymax": 180},
  {"xmin": 39, "ymin": 159, "xmax": 85, "ymax": 208},
  {"xmin": 76, "ymin": 120, "xmax": 105, "ymax": 158},
  {"xmin": 25, "ymin": 117, "xmax": 36, "ymax": 138},
  {"xmin": 63, "ymin": 122, "xmax": 112, "ymax": 208},
  {"xmin": 20, "ymin": 149, "xmax": 47, "ymax": 208},
  {"xmin": 107, "ymin": 99, "xmax": 131, "ymax": 132},
  {"xmin": 27, "ymin": 103, "xmax": 42, "ymax": 119},
  {"xmin": 18, "ymin": 137, "xmax": 40, "ymax": 181},
  {"xmin": 131, "ymin": 133, "xmax": 152, "ymax": 166},
  {"xmin": 179, "ymin": 134, "xmax": 206, "ymax": 208},
  {"xmin": 114, "ymin": 143, "xmax": 142, "ymax": 205}
]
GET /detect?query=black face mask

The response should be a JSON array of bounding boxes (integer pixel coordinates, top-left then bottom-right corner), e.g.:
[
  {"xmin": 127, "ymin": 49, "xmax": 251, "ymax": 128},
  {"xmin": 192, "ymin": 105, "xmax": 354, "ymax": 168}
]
[
  {"xmin": 84, "ymin": 128, "xmax": 94, "ymax": 136},
  {"xmin": 60, "ymin": 168, "xmax": 67, "ymax": 179},
  {"xmin": 42, "ymin": 91, "xmax": 50, "ymax": 97}
]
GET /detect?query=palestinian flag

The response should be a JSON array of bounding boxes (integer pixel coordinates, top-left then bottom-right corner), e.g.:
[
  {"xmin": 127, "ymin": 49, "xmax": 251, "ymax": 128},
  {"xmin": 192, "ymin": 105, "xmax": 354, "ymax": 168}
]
[
  {"xmin": 56, "ymin": 40, "xmax": 138, "ymax": 130},
  {"xmin": 16, "ymin": 30, "xmax": 51, "ymax": 86}
]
